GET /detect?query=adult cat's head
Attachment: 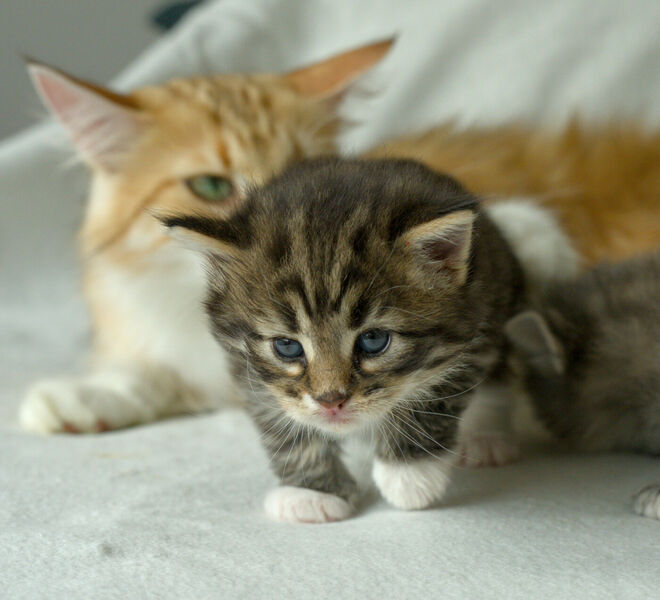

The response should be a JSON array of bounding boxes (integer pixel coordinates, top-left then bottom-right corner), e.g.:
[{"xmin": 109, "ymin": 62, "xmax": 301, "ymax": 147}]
[
  {"xmin": 166, "ymin": 158, "xmax": 520, "ymax": 435},
  {"xmin": 28, "ymin": 40, "xmax": 392, "ymax": 256}
]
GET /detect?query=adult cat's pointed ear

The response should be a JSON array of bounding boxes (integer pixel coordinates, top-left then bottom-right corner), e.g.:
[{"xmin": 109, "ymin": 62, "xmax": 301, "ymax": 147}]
[
  {"xmin": 403, "ymin": 210, "xmax": 475, "ymax": 286},
  {"xmin": 284, "ymin": 38, "xmax": 394, "ymax": 101},
  {"xmin": 27, "ymin": 60, "xmax": 143, "ymax": 171},
  {"xmin": 505, "ymin": 311, "xmax": 565, "ymax": 375}
]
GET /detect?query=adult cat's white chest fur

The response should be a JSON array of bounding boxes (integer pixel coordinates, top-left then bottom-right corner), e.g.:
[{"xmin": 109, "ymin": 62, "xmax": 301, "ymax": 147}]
[
  {"xmin": 95, "ymin": 240, "xmax": 234, "ymax": 404},
  {"xmin": 21, "ymin": 240, "xmax": 237, "ymax": 433}
]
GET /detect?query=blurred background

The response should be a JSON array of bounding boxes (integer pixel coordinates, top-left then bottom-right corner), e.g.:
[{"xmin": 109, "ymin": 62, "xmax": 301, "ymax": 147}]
[{"xmin": 0, "ymin": 1, "xmax": 204, "ymax": 140}]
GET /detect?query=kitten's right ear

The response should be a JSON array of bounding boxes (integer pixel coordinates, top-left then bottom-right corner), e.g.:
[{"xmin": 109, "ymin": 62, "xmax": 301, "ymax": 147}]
[
  {"xmin": 284, "ymin": 37, "xmax": 394, "ymax": 102},
  {"xmin": 27, "ymin": 61, "xmax": 143, "ymax": 171},
  {"xmin": 505, "ymin": 311, "xmax": 565, "ymax": 375},
  {"xmin": 402, "ymin": 210, "xmax": 475, "ymax": 287}
]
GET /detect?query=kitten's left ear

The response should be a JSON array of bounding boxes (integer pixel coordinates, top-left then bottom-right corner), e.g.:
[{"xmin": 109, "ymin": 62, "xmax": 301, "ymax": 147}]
[
  {"xmin": 403, "ymin": 210, "xmax": 475, "ymax": 286},
  {"xmin": 159, "ymin": 214, "xmax": 246, "ymax": 260},
  {"xmin": 284, "ymin": 38, "xmax": 394, "ymax": 102}
]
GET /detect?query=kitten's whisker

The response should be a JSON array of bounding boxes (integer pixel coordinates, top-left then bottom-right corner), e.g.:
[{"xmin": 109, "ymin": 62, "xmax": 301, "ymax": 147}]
[
  {"xmin": 282, "ymin": 423, "xmax": 302, "ymax": 475},
  {"xmin": 421, "ymin": 373, "xmax": 490, "ymax": 403},
  {"xmin": 407, "ymin": 408, "xmax": 461, "ymax": 419},
  {"xmin": 379, "ymin": 305, "xmax": 436, "ymax": 322},
  {"xmin": 387, "ymin": 415, "xmax": 459, "ymax": 460},
  {"xmin": 394, "ymin": 409, "xmax": 461, "ymax": 458},
  {"xmin": 385, "ymin": 416, "xmax": 434, "ymax": 459},
  {"xmin": 365, "ymin": 244, "xmax": 397, "ymax": 293},
  {"xmin": 271, "ymin": 418, "xmax": 297, "ymax": 459},
  {"xmin": 371, "ymin": 284, "xmax": 413, "ymax": 300}
]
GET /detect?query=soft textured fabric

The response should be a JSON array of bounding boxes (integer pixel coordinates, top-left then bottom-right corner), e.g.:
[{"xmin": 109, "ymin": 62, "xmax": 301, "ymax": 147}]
[{"xmin": 1, "ymin": 1, "xmax": 659, "ymax": 598}]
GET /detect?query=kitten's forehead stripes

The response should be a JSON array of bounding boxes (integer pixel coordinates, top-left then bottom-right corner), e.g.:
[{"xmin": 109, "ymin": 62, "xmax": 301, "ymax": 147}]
[{"xmin": 178, "ymin": 159, "xmax": 484, "ymax": 340}]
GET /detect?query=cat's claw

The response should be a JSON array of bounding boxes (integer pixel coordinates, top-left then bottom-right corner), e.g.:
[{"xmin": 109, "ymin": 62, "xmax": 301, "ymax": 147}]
[
  {"xmin": 372, "ymin": 457, "xmax": 453, "ymax": 510},
  {"xmin": 457, "ymin": 434, "xmax": 520, "ymax": 467},
  {"xmin": 263, "ymin": 486, "xmax": 352, "ymax": 523},
  {"xmin": 633, "ymin": 484, "xmax": 660, "ymax": 520}
]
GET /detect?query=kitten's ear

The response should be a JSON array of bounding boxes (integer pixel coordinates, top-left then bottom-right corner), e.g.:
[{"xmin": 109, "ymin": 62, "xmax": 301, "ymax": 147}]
[
  {"xmin": 505, "ymin": 311, "xmax": 565, "ymax": 375},
  {"xmin": 27, "ymin": 61, "xmax": 143, "ymax": 171},
  {"xmin": 160, "ymin": 214, "xmax": 244, "ymax": 259},
  {"xmin": 284, "ymin": 38, "xmax": 394, "ymax": 102},
  {"xmin": 403, "ymin": 210, "xmax": 475, "ymax": 286}
]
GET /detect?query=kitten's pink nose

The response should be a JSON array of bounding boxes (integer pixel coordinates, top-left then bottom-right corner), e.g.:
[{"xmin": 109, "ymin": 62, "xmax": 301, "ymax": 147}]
[{"xmin": 315, "ymin": 390, "xmax": 349, "ymax": 409}]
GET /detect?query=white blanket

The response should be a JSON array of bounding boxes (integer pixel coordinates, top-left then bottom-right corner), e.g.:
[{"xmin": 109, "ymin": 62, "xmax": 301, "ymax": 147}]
[{"xmin": 2, "ymin": 1, "xmax": 659, "ymax": 598}]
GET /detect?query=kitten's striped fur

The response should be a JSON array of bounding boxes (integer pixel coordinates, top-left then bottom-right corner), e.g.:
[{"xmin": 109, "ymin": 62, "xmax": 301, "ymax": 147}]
[{"xmin": 167, "ymin": 158, "xmax": 524, "ymax": 521}]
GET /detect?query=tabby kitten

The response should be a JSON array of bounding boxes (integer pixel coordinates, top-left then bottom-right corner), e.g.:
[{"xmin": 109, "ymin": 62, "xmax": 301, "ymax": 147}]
[
  {"xmin": 165, "ymin": 158, "xmax": 524, "ymax": 523},
  {"xmin": 505, "ymin": 252, "xmax": 660, "ymax": 520},
  {"xmin": 19, "ymin": 40, "xmax": 393, "ymax": 434}
]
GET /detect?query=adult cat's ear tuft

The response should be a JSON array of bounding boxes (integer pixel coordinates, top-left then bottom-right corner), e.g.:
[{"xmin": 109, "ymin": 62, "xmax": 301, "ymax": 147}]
[
  {"xmin": 505, "ymin": 311, "xmax": 565, "ymax": 375},
  {"xmin": 26, "ymin": 60, "xmax": 143, "ymax": 171},
  {"xmin": 403, "ymin": 210, "xmax": 475, "ymax": 286},
  {"xmin": 284, "ymin": 37, "xmax": 395, "ymax": 101}
]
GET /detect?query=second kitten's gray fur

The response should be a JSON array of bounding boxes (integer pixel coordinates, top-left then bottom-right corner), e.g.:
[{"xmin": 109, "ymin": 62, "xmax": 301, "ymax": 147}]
[{"xmin": 505, "ymin": 251, "xmax": 660, "ymax": 519}]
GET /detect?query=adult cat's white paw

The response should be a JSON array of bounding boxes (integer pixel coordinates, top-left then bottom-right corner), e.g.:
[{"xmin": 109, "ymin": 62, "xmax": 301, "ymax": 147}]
[
  {"xmin": 20, "ymin": 379, "xmax": 111, "ymax": 434},
  {"xmin": 372, "ymin": 457, "xmax": 453, "ymax": 510},
  {"xmin": 457, "ymin": 434, "xmax": 520, "ymax": 467},
  {"xmin": 633, "ymin": 484, "xmax": 660, "ymax": 520},
  {"xmin": 263, "ymin": 486, "xmax": 352, "ymax": 523}
]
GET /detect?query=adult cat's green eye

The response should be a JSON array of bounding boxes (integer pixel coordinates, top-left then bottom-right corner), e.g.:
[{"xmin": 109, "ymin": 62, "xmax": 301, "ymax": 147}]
[
  {"xmin": 185, "ymin": 175, "xmax": 234, "ymax": 202},
  {"xmin": 273, "ymin": 338, "xmax": 305, "ymax": 360},
  {"xmin": 357, "ymin": 330, "xmax": 391, "ymax": 355}
]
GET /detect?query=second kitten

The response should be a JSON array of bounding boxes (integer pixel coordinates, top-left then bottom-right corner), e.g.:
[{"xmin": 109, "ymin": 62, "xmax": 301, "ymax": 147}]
[{"xmin": 505, "ymin": 252, "xmax": 660, "ymax": 519}]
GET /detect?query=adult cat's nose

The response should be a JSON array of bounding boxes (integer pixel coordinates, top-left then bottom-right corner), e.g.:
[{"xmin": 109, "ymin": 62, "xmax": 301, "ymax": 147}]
[{"xmin": 315, "ymin": 390, "xmax": 349, "ymax": 409}]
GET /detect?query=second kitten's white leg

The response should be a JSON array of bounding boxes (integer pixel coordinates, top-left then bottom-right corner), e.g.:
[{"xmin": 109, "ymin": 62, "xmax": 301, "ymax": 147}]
[
  {"xmin": 372, "ymin": 456, "xmax": 454, "ymax": 510},
  {"xmin": 457, "ymin": 381, "xmax": 520, "ymax": 467},
  {"xmin": 20, "ymin": 364, "xmax": 209, "ymax": 434}
]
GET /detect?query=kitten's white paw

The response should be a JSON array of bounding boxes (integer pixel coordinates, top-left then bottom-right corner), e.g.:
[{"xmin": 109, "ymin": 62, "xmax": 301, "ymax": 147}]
[
  {"xmin": 372, "ymin": 457, "xmax": 453, "ymax": 510},
  {"xmin": 263, "ymin": 486, "xmax": 352, "ymax": 523},
  {"xmin": 457, "ymin": 434, "xmax": 520, "ymax": 468},
  {"xmin": 633, "ymin": 484, "xmax": 660, "ymax": 520},
  {"xmin": 20, "ymin": 379, "xmax": 109, "ymax": 434}
]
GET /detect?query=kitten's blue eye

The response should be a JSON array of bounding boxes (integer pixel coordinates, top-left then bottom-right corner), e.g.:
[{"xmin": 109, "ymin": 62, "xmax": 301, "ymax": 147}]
[
  {"xmin": 273, "ymin": 338, "xmax": 305, "ymax": 360},
  {"xmin": 357, "ymin": 330, "xmax": 391, "ymax": 355},
  {"xmin": 185, "ymin": 175, "xmax": 234, "ymax": 203}
]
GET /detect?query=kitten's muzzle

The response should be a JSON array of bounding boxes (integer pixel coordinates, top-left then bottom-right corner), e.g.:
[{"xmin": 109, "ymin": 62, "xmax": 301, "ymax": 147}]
[{"xmin": 315, "ymin": 390, "xmax": 349, "ymax": 409}]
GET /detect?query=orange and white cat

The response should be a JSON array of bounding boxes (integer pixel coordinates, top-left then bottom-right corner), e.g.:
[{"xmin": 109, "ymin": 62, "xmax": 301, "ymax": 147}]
[
  {"xmin": 20, "ymin": 39, "xmax": 659, "ymax": 447},
  {"xmin": 20, "ymin": 41, "xmax": 394, "ymax": 434}
]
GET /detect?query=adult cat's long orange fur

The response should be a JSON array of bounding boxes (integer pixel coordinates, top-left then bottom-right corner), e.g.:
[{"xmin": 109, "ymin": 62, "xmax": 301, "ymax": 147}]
[{"xmin": 372, "ymin": 121, "xmax": 660, "ymax": 264}]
